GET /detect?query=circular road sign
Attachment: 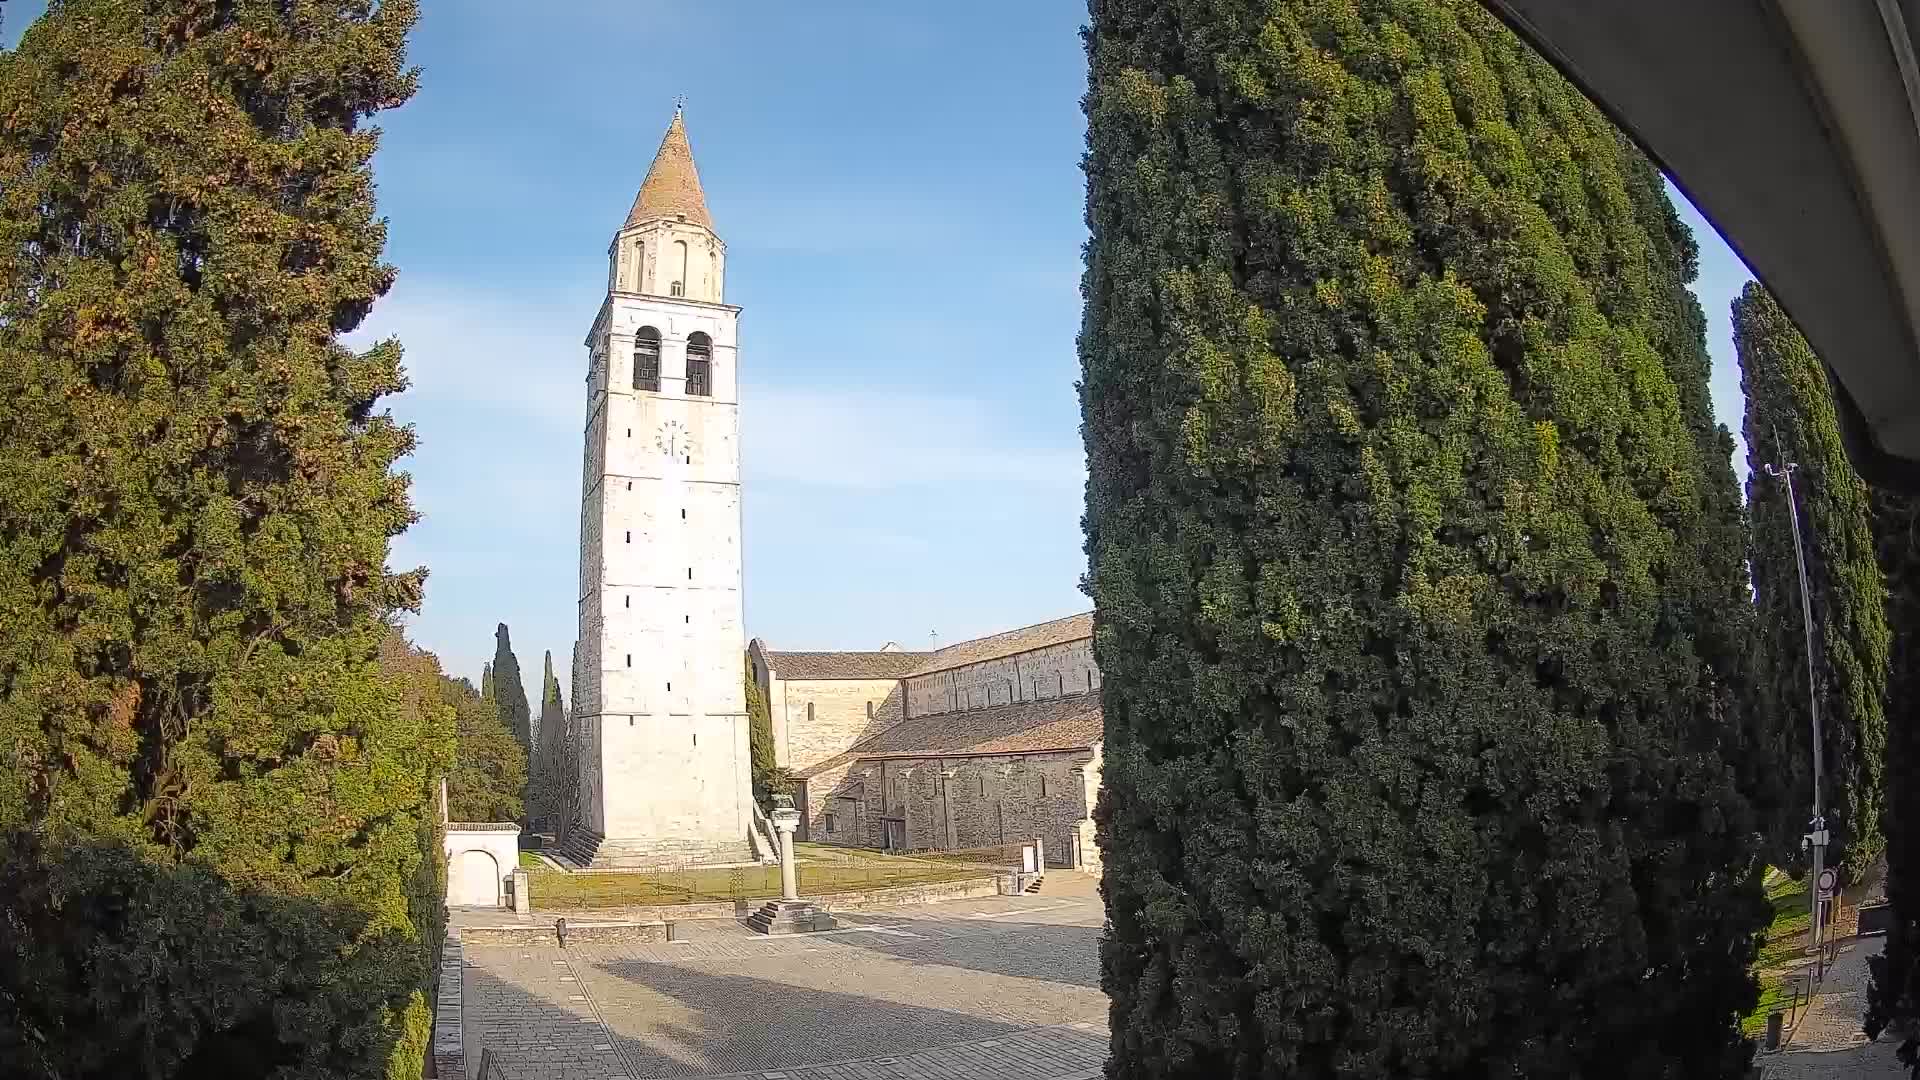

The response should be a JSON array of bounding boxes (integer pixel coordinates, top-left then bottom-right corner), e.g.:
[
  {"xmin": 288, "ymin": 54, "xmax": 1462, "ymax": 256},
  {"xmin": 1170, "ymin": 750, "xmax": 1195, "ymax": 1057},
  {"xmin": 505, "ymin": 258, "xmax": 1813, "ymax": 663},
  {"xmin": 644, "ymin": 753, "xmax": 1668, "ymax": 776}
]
[{"xmin": 1818, "ymin": 868, "xmax": 1839, "ymax": 895}]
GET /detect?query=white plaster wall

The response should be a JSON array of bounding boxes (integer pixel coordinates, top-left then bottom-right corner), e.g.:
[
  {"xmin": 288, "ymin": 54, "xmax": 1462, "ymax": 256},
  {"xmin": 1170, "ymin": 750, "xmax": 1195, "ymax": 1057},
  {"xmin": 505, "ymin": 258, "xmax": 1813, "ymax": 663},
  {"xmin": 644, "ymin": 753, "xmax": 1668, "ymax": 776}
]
[
  {"xmin": 444, "ymin": 826, "xmax": 520, "ymax": 909},
  {"xmin": 575, "ymin": 270, "xmax": 751, "ymax": 851},
  {"xmin": 616, "ymin": 219, "xmax": 726, "ymax": 303},
  {"xmin": 905, "ymin": 638, "xmax": 1100, "ymax": 718}
]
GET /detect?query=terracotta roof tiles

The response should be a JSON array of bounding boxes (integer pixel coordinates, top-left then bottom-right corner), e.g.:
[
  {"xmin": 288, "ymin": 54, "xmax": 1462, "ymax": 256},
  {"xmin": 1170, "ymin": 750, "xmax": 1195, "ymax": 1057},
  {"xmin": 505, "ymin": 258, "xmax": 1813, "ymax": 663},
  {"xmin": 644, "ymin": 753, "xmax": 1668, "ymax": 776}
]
[
  {"xmin": 625, "ymin": 109, "xmax": 714, "ymax": 231},
  {"xmin": 764, "ymin": 651, "xmax": 931, "ymax": 681},
  {"xmin": 798, "ymin": 694, "xmax": 1103, "ymax": 778},
  {"xmin": 910, "ymin": 612, "xmax": 1093, "ymax": 676}
]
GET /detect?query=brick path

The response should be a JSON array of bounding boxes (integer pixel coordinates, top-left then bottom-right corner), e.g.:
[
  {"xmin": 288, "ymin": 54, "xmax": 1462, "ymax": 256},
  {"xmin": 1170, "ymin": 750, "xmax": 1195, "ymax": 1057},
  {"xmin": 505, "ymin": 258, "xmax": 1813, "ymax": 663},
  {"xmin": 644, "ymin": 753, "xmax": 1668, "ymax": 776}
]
[
  {"xmin": 1757, "ymin": 937, "xmax": 1907, "ymax": 1080},
  {"xmin": 462, "ymin": 887, "xmax": 1109, "ymax": 1079}
]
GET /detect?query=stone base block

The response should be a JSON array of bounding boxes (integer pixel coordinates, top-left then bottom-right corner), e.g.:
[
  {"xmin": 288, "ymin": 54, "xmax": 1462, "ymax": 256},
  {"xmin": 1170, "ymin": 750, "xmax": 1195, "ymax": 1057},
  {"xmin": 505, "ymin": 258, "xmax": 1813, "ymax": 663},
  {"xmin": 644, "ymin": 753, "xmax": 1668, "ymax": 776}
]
[
  {"xmin": 561, "ymin": 827, "xmax": 757, "ymax": 870},
  {"xmin": 745, "ymin": 898, "xmax": 836, "ymax": 935}
]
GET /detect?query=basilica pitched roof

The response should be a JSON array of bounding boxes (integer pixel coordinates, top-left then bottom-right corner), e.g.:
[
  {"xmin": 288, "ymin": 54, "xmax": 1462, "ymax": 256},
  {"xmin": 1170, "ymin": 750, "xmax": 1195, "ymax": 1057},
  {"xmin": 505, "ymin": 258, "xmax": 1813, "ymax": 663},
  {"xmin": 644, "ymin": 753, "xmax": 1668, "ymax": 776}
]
[
  {"xmin": 909, "ymin": 612, "xmax": 1093, "ymax": 676},
  {"xmin": 763, "ymin": 650, "xmax": 930, "ymax": 681},
  {"xmin": 797, "ymin": 693, "xmax": 1103, "ymax": 778},
  {"xmin": 625, "ymin": 109, "xmax": 714, "ymax": 231}
]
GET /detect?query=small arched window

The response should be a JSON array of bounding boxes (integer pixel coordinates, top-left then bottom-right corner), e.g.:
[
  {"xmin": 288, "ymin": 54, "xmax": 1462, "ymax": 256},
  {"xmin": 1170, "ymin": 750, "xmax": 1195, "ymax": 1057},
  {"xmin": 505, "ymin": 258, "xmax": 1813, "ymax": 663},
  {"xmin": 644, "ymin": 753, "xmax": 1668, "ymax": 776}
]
[
  {"xmin": 672, "ymin": 239, "xmax": 688, "ymax": 296},
  {"xmin": 686, "ymin": 332, "xmax": 713, "ymax": 397},
  {"xmin": 633, "ymin": 326, "xmax": 661, "ymax": 392}
]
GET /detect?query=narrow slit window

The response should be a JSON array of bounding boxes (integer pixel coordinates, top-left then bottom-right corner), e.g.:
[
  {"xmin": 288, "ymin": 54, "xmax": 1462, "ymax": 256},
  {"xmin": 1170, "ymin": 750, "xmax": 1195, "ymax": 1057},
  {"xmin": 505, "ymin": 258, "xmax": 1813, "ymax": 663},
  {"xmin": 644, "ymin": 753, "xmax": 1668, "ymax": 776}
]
[
  {"xmin": 625, "ymin": 654, "xmax": 631, "ymax": 667},
  {"xmin": 1040, "ymin": 775, "xmax": 1049, "ymax": 798},
  {"xmin": 624, "ymin": 595, "xmax": 630, "ymax": 608},
  {"xmin": 686, "ymin": 332, "xmax": 713, "ymax": 397},
  {"xmin": 681, "ymin": 508, "xmax": 686, "ymax": 519},
  {"xmin": 625, "ymin": 531, "xmax": 631, "ymax": 543},
  {"xmin": 687, "ymin": 567, "xmax": 692, "ymax": 580},
  {"xmin": 633, "ymin": 327, "xmax": 662, "ymax": 391}
]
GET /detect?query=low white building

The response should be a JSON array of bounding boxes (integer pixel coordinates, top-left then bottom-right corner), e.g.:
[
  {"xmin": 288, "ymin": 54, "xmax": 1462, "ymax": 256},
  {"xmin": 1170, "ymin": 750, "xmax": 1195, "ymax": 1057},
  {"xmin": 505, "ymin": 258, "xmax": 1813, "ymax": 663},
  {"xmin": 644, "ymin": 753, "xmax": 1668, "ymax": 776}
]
[{"xmin": 444, "ymin": 822, "xmax": 520, "ymax": 908}]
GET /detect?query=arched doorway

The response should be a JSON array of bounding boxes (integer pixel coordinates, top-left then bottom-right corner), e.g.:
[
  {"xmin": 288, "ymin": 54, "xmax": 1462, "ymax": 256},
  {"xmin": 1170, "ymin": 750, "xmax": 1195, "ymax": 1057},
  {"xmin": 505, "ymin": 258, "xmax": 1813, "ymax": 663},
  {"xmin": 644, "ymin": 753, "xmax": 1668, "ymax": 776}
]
[{"xmin": 448, "ymin": 848, "xmax": 501, "ymax": 907}]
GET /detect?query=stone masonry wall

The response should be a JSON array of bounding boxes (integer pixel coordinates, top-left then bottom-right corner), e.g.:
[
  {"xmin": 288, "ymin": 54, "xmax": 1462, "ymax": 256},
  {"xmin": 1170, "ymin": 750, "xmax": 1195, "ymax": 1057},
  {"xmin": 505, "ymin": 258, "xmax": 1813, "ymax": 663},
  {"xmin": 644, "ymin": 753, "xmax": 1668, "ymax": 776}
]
[
  {"xmin": 904, "ymin": 639, "xmax": 1101, "ymax": 718},
  {"xmin": 805, "ymin": 749, "xmax": 1100, "ymax": 870},
  {"xmin": 770, "ymin": 678, "xmax": 906, "ymax": 772}
]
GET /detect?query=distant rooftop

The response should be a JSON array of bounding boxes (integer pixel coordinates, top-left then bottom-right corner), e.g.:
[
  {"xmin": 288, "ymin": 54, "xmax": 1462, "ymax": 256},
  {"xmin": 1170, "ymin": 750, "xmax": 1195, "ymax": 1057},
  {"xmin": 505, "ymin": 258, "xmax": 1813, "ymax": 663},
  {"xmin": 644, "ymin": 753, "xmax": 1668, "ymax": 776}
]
[
  {"xmin": 910, "ymin": 612, "xmax": 1092, "ymax": 677},
  {"xmin": 763, "ymin": 650, "xmax": 930, "ymax": 681},
  {"xmin": 799, "ymin": 694, "xmax": 1102, "ymax": 778}
]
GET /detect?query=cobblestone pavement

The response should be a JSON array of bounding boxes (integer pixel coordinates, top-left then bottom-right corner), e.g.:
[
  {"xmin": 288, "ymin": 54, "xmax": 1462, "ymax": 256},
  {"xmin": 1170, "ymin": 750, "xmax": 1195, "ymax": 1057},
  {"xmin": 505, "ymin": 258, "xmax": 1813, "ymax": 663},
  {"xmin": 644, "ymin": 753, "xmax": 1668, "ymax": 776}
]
[
  {"xmin": 462, "ymin": 885, "xmax": 1109, "ymax": 1079},
  {"xmin": 1757, "ymin": 937, "xmax": 1907, "ymax": 1080}
]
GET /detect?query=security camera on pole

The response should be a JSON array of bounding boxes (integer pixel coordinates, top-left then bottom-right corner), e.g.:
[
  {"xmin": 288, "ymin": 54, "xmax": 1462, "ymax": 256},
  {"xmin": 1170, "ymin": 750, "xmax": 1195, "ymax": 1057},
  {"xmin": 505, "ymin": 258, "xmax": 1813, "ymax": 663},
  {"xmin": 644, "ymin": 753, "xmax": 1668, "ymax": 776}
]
[{"xmin": 1763, "ymin": 430, "xmax": 1829, "ymax": 977}]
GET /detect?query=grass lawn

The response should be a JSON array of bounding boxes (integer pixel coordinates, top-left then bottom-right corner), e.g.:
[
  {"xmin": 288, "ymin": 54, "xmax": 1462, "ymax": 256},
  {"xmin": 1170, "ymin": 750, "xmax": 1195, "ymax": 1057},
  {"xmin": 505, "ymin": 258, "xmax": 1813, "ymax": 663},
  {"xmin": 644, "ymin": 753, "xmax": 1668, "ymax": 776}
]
[
  {"xmin": 519, "ymin": 850, "xmax": 546, "ymax": 870},
  {"xmin": 529, "ymin": 858, "xmax": 990, "ymax": 911},
  {"xmin": 1741, "ymin": 868, "xmax": 1814, "ymax": 1036}
]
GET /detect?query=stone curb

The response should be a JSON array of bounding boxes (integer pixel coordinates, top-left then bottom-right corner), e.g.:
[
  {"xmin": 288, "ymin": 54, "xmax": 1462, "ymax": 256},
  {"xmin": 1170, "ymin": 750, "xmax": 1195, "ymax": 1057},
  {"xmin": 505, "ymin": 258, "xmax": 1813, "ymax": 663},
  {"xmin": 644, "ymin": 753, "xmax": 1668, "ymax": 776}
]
[{"xmin": 433, "ymin": 931, "xmax": 465, "ymax": 1080}]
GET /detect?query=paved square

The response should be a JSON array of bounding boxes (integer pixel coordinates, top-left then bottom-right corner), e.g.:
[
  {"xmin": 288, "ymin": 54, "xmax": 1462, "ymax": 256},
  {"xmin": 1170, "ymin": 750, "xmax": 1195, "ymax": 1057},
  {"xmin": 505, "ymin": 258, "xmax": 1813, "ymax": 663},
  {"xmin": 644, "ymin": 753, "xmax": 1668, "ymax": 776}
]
[{"xmin": 462, "ymin": 884, "xmax": 1110, "ymax": 1079}]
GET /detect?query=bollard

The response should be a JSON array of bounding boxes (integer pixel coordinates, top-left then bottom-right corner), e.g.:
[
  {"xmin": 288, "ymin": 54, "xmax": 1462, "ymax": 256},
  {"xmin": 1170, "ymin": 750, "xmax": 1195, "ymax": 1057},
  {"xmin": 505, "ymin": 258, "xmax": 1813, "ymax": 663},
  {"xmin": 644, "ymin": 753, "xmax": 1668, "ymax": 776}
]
[{"xmin": 1765, "ymin": 1009, "xmax": 1784, "ymax": 1051}]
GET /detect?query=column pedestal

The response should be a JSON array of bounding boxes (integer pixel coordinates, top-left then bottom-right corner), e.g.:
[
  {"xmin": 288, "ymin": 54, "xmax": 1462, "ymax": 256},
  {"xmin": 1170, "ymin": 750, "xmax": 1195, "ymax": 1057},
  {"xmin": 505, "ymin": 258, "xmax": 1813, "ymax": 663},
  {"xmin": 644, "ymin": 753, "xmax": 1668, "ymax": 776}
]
[{"xmin": 748, "ymin": 798, "xmax": 835, "ymax": 935}]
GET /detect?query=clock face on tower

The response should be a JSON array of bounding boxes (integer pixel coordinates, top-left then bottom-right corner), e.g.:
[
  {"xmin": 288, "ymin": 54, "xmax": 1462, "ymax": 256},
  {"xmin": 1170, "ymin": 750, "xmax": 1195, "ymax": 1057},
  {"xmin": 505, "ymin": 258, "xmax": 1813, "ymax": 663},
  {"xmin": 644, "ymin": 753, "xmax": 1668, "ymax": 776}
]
[{"xmin": 655, "ymin": 420, "xmax": 696, "ymax": 461}]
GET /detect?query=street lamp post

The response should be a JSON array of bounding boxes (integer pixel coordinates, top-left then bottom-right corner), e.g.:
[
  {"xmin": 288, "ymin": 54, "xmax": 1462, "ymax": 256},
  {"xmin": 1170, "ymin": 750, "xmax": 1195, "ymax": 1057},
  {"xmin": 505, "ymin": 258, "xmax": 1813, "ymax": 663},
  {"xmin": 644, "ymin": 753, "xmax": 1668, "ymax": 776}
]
[{"xmin": 1763, "ymin": 442, "xmax": 1829, "ymax": 976}]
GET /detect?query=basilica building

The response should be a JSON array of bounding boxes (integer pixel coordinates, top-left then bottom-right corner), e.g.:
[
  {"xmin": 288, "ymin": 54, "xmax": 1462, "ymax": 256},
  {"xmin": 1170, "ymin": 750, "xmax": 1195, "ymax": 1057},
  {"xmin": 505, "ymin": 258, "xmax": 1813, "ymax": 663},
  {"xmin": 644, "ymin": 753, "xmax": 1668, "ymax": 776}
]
[{"xmin": 750, "ymin": 612, "xmax": 1105, "ymax": 873}]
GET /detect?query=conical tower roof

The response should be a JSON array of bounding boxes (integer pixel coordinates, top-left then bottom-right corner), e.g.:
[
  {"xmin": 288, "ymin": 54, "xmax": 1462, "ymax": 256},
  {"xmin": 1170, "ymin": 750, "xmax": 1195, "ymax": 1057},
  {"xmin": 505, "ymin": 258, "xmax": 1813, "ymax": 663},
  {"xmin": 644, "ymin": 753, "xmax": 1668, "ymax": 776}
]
[{"xmin": 624, "ymin": 108, "xmax": 714, "ymax": 232}]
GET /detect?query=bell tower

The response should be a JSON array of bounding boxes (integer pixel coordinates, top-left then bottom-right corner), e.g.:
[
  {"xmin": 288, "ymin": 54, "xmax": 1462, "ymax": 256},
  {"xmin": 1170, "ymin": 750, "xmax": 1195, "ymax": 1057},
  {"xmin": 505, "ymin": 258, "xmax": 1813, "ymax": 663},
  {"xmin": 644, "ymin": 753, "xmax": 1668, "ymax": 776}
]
[{"xmin": 568, "ymin": 108, "xmax": 755, "ymax": 868}]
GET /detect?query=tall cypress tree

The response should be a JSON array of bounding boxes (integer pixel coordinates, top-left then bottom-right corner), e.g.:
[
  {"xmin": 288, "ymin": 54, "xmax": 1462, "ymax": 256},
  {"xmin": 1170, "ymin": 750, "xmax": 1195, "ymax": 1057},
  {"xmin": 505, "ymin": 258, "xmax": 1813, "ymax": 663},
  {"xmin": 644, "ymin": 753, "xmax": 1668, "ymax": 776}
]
[
  {"xmin": 531, "ymin": 650, "xmax": 566, "ymax": 831},
  {"xmin": 746, "ymin": 655, "xmax": 776, "ymax": 803},
  {"xmin": 1081, "ymin": 2, "xmax": 1764, "ymax": 1075},
  {"xmin": 1870, "ymin": 493, "xmax": 1920, "ymax": 1064},
  {"xmin": 490, "ymin": 622, "xmax": 533, "ymax": 753},
  {"xmin": 0, "ymin": 0, "xmax": 440, "ymax": 1073},
  {"xmin": 1619, "ymin": 158, "xmax": 1790, "ymax": 859},
  {"xmin": 1736, "ymin": 282, "xmax": 1889, "ymax": 882}
]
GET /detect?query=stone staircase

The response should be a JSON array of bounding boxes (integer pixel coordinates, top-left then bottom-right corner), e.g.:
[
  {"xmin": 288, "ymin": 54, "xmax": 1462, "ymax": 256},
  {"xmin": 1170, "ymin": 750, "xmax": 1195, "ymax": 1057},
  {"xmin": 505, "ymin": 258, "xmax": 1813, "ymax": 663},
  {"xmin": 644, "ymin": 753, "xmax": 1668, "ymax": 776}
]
[{"xmin": 556, "ymin": 826, "xmax": 756, "ymax": 870}]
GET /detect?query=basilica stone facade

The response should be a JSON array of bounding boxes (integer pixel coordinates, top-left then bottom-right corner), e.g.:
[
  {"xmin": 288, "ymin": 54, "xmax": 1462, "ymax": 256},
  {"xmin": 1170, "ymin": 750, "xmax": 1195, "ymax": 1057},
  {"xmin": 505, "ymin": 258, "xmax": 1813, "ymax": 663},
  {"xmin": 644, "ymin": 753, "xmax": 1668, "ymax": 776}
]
[{"xmin": 751, "ymin": 613, "xmax": 1106, "ymax": 872}]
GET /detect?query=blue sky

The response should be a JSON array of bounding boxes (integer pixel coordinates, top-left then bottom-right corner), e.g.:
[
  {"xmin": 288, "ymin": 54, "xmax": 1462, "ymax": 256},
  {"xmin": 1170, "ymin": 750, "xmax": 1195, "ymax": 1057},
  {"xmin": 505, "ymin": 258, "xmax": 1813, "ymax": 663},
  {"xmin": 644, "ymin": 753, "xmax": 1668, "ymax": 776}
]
[{"xmin": 7, "ymin": 3, "xmax": 1758, "ymax": 684}]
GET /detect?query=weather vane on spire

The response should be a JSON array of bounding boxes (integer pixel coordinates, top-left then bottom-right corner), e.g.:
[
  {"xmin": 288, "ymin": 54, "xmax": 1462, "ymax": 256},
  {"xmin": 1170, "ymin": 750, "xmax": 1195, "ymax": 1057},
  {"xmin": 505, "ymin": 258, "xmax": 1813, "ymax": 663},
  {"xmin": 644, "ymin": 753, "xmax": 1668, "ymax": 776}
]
[{"xmin": 673, "ymin": 94, "xmax": 687, "ymax": 114}]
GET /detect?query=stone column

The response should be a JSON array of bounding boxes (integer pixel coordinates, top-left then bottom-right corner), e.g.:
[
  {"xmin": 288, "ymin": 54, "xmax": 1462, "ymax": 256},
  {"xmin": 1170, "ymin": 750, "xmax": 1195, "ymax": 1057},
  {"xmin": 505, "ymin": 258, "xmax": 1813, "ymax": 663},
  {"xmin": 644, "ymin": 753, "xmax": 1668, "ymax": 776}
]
[{"xmin": 772, "ymin": 798, "xmax": 801, "ymax": 901}]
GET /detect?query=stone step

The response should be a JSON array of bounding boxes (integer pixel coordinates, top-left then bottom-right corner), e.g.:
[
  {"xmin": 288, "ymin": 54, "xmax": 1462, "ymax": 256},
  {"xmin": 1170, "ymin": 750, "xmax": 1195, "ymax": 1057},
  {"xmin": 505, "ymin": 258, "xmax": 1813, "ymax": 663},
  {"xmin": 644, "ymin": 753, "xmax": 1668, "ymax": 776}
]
[{"xmin": 745, "ymin": 898, "xmax": 836, "ymax": 935}]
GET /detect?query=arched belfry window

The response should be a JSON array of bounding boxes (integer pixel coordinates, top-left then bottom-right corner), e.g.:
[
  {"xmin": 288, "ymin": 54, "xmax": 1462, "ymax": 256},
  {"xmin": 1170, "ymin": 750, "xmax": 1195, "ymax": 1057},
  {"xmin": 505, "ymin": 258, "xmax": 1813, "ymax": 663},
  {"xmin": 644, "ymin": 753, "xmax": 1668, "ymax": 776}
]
[
  {"xmin": 633, "ymin": 327, "xmax": 662, "ymax": 392},
  {"xmin": 671, "ymin": 239, "xmax": 688, "ymax": 297},
  {"xmin": 686, "ymin": 332, "xmax": 713, "ymax": 397}
]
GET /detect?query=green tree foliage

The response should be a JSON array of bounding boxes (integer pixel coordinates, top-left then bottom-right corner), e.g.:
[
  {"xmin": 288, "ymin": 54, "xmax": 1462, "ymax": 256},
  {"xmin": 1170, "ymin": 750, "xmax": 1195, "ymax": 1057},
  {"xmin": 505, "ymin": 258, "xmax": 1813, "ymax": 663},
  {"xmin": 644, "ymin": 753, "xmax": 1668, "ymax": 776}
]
[
  {"xmin": 1621, "ymin": 161, "xmax": 1788, "ymax": 860},
  {"xmin": 1080, "ymin": 2, "xmax": 1766, "ymax": 1075},
  {"xmin": 1736, "ymin": 282, "xmax": 1889, "ymax": 881},
  {"xmin": 747, "ymin": 654, "xmax": 777, "ymax": 803},
  {"xmin": 0, "ymin": 833, "xmax": 425, "ymax": 1080},
  {"xmin": 559, "ymin": 643, "xmax": 582, "ymax": 839},
  {"xmin": 491, "ymin": 623, "xmax": 534, "ymax": 752},
  {"xmin": 530, "ymin": 649, "xmax": 567, "ymax": 832},
  {"xmin": 0, "ymin": 0, "xmax": 431, "ymax": 892},
  {"xmin": 1868, "ymin": 493, "xmax": 1920, "ymax": 1063},
  {"xmin": 444, "ymin": 670, "xmax": 525, "ymax": 823}
]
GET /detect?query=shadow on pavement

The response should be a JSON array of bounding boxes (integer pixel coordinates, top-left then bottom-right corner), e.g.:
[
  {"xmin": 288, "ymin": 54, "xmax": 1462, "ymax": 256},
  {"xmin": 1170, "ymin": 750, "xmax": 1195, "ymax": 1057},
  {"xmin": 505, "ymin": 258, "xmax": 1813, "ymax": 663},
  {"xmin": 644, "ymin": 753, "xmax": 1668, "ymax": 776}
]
[{"xmin": 587, "ymin": 959, "xmax": 1040, "ymax": 1077}]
